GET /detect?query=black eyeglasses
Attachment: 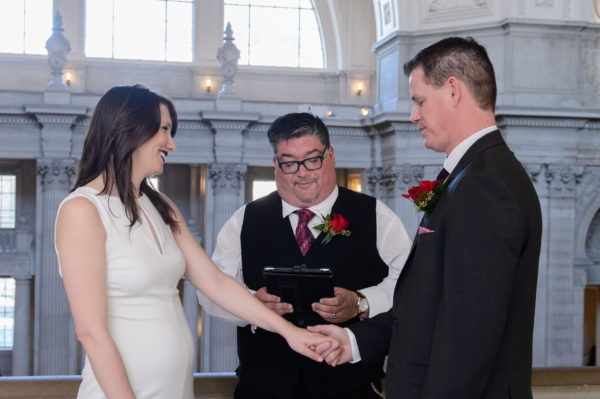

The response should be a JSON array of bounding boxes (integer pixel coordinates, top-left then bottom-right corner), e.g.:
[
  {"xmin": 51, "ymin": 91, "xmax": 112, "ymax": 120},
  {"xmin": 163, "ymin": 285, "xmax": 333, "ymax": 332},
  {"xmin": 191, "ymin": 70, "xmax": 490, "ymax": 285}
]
[{"xmin": 276, "ymin": 146, "xmax": 329, "ymax": 174}]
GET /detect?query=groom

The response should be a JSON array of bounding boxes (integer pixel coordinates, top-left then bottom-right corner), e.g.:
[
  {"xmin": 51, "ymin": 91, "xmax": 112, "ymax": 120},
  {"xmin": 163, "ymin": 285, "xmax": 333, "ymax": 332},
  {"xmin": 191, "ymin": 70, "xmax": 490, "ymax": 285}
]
[{"xmin": 312, "ymin": 36, "xmax": 542, "ymax": 398}]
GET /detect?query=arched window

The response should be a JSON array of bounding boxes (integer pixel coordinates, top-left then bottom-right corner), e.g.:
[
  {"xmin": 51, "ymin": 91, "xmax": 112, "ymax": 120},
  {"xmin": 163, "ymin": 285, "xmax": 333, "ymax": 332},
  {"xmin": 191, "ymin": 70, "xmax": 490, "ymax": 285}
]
[
  {"xmin": 85, "ymin": 0, "xmax": 193, "ymax": 61},
  {"xmin": 0, "ymin": 0, "xmax": 52, "ymax": 55},
  {"xmin": 224, "ymin": 0, "xmax": 324, "ymax": 68}
]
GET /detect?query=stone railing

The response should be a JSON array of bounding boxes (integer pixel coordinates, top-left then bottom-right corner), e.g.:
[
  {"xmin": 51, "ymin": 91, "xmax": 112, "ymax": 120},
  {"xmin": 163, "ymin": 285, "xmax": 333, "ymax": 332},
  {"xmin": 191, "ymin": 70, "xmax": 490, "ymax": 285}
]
[
  {"xmin": 0, "ymin": 369, "xmax": 600, "ymax": 398},
  {"xmin": 0, "ymin": 373, "xmax": 237, "ymax": 399}
]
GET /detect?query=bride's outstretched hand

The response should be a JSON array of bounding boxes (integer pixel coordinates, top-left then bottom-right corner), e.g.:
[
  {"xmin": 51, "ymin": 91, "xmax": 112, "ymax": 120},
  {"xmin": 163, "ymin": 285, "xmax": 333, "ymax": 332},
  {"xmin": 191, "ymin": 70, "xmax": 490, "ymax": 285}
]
[{"xmin": 284, "ymin": 326, "xmax": 340, "ymax": 363}]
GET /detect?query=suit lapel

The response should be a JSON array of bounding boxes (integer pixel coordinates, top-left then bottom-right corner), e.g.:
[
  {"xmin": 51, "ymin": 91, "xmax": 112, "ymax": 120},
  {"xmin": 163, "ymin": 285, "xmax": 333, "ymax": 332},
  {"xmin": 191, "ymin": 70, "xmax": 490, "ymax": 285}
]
[{"xmin": 394, "ymin": 131, "xmax": 506, "ymax": 300}]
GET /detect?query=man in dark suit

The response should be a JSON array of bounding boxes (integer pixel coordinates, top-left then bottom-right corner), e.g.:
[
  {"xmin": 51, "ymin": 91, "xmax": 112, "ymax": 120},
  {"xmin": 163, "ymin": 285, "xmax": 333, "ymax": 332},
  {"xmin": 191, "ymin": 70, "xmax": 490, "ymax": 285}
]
[
  {"xmin": 311, "ymin": 36, "xmax": 542, "ymax": 399},
  {"xmin": 198, "ymin": 112, "xmax": 412, "ymax": 398}
]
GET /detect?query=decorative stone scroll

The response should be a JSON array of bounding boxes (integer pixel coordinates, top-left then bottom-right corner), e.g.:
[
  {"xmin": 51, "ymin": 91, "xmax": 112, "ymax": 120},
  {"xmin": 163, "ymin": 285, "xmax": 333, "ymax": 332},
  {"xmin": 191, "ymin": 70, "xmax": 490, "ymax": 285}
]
[
  {"xmin": 208, "ymin": 163, "xmax": 247, "ymax": 193},
  {"xmin": 37, "ymin": 159, "xmax": 76, "ymax": 192}
]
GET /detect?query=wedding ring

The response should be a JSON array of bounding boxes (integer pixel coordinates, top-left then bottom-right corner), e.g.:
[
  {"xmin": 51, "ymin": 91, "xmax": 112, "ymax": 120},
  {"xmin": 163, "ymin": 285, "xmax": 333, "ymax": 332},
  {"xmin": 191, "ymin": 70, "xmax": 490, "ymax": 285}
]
[{"xmin": 332, "ymin": 312, "xmax": 337, "ymax": 319}]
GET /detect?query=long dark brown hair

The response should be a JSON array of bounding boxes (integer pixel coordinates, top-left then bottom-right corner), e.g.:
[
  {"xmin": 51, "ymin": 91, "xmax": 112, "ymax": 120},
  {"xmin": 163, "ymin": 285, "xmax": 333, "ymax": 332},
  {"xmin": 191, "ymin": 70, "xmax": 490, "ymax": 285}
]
[{"xmin": 73, "ymin": 84, "xmax": 179, "ymax": 231}]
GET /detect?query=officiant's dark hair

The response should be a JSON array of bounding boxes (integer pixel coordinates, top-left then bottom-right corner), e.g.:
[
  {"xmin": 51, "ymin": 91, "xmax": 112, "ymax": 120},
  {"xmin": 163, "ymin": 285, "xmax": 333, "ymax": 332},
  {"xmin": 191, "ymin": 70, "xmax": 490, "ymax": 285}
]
[
  {"xmin": 403, "ymin": 36, "xmax": 497, "ymax": 111},
  {"xmin": 73, "ymin": 84, "xmax": 179, "ymax": 231},
  {"xmin": 267, "ymin": 112, "xmax": 330, "ymax": 153}
]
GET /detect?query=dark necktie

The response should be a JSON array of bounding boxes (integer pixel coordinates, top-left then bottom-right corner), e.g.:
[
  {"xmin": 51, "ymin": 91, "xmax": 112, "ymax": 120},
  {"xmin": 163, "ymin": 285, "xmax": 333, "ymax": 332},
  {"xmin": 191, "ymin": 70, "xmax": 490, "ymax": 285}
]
[
  {"xmin": 435, "ymin": 168, "xmax": 450, "ymax": 185},
  {"xmin": 294, "ymin": 209, "xmax": 315, "ymax": 256}
]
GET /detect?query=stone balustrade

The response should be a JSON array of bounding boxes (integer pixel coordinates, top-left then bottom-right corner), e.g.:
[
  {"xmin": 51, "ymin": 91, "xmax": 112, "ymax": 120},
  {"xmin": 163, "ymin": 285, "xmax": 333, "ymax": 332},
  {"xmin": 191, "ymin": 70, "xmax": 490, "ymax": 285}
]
[{"xmin": 0, "ymin": 369, "xmax": 599, "ymax": 399}]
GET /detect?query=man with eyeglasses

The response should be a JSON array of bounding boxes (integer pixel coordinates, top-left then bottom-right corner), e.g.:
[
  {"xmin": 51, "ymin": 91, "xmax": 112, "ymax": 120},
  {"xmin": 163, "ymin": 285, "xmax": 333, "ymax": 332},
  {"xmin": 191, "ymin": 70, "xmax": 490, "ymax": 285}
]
[{"xmin": 198, "ymin": 112, "xmax": 412, "ymax": 399}]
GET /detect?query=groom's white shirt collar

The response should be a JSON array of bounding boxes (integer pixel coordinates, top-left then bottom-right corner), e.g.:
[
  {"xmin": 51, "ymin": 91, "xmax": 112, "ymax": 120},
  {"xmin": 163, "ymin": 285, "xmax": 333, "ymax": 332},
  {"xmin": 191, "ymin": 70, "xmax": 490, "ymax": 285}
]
[{"xmin": 443, "ymin": 125, "xmax": 497, "ymax": 174}]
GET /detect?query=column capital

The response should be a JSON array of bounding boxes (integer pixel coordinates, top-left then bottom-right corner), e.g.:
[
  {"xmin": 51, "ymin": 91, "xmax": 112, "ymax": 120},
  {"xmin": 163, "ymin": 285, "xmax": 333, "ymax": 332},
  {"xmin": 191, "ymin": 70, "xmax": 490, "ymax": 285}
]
[
  {"xmin": 382, "ymin": 164, "xmax": 424, "ymax": 191},
  {"xmin": 366, "ymin": 167, "xmax": 383, "ymax": 197},
  {"xmin": 545, "ymin": 164, "xmax": 584, "ymax": 198},
  {"xmin": 208, "ymin": 163, "xmax": 247, "ymax": 192},
  {"xmin": 37, "ymin": 158, "xmax": 76, "ymax": 192}
]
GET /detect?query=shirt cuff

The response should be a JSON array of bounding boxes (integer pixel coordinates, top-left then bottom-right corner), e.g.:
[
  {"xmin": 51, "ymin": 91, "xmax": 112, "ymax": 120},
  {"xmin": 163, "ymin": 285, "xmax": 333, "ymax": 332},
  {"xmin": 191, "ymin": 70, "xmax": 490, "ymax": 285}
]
[{"xmin": 345, "ymin": 327, "xmax": 362, "ymax": 363}]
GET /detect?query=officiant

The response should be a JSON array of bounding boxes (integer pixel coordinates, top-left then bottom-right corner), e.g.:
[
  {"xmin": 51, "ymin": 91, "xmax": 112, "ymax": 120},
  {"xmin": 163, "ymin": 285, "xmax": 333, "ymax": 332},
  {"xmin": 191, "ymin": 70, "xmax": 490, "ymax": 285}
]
[{"xmin": 197, "ymin": 112, "xmax": 411, "ymax": 399}]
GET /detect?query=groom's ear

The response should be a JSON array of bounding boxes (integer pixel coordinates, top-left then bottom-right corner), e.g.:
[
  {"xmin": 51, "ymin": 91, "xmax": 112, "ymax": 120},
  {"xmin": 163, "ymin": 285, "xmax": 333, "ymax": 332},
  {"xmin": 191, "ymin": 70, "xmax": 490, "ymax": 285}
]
[{"xmin": 446, "ymin": 76, "xmax": 462, "ymax": 107}]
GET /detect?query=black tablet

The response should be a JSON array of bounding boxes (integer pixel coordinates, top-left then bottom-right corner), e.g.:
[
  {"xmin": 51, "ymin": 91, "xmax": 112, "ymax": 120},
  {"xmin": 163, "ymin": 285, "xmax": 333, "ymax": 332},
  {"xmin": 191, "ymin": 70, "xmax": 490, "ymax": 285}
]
[{"xmin": 263, "ymin": 265, "xmax": 334, "ymax": 326}]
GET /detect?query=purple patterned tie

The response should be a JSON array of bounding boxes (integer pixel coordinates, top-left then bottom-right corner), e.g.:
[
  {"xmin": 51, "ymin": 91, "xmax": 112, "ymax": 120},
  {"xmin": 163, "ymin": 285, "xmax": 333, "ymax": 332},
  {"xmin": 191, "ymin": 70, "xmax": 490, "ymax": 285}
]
[{"xmin": 294, "ymin": 209, "xmax": 315, "ymax": 256}]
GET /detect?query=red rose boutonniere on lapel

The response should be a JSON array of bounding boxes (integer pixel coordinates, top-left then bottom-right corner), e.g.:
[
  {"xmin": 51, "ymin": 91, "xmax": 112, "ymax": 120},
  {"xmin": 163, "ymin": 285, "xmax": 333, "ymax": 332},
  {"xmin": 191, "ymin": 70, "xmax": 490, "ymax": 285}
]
[
  {"xmin": 314, "ymin": 213, "xmax": 351, "ymax": 245},
  {"xmin": 402, "ymin": 179, "xmax": 450, "ymax": 219}
]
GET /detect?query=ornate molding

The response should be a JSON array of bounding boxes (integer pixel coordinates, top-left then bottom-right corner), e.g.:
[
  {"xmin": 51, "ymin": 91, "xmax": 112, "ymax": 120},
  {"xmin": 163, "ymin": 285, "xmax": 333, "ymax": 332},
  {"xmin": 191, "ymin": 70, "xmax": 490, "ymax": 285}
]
[
  {"xmin": 366, "ymin": 164, "xmax": 424, "ymax": 196},
  {"xmin": 328, "ymin": 127, "xmax": 370, "ymax": 138},
  {"xmin": 366, "ymin": 167, "xmax": 384, "ymax": 197},
  {"xmin": 178, "ymin": 121, "xmax": 209, "ymax": 131},
  {"xmin": 545, "ymin": 165, "xmax": 584, "ymax": 197},
  {"xmin": 382, "ymin": 164, "xmax": 423, "ymax": 191},
  {"xmin": 496, "ymin": 116, "xmax": 587, "ymax": 129},
  {"xmin": 34, "ymin": 114, "xmax": 79, "ymax": 127},
  {"xmin": 0, "ymin": 115, "xmax": 37, "ymax": 127},
  {"xmin": 208, "ymin": 163, "xmax": 247, "ymax": 192},
  {"xmin": 37, "ymin": 159, "xmax": 76, "ymax": 192},
  {"xmin": 423, "ymin": 0, "xmax": 492, "ymax": 22}
]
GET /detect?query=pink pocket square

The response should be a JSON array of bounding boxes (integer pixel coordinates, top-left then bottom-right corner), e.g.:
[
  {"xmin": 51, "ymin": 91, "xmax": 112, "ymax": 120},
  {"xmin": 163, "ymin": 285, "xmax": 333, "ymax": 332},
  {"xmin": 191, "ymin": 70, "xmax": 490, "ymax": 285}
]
[{"xmin": 418, "ymin": 226, "xmax": 434, "ymax": 235}]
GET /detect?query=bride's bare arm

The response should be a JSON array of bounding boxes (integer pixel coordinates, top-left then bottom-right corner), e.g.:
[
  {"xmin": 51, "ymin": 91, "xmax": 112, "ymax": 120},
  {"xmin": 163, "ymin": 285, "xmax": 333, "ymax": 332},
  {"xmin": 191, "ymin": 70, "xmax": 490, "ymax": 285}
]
[
  {"xmin": 56, "ymin": 197, "xmax": 136, "ymax": 399},
  {"xmin": 166, "ymin": 198, "xmax": 338, "ymax": 361}
]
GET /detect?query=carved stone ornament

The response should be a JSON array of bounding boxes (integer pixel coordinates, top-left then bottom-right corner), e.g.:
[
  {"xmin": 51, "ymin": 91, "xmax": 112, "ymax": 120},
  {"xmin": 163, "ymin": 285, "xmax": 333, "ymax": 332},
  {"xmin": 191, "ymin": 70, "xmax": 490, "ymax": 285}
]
[
  {"xmin": 45, "ymin": 11, "xmax": 71, "ymax": 89},
  {"xmin": 37, "ymin": 159, "xmax": 76, "ymax": 191},
  {"xmin": 208, "ymin": 163, "xmax": 247, "ymax": 191},
  {"xmin": 545, "ymin": 165, "xmax": 584, "ymax": 198},
  {"xmin": 366, "ymin": 167, "xmax": 384, "ymax": 196},
  {"xmin": 216, "ymin": 23, "xmax": 241, "ymax": 96}
]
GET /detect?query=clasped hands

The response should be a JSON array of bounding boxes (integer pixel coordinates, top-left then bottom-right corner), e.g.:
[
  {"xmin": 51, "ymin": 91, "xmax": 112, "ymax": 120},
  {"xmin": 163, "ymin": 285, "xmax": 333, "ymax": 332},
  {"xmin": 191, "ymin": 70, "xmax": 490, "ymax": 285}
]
[{"xmin": 255, "ymin": 286, "xmax": 356, "ymax": 367}]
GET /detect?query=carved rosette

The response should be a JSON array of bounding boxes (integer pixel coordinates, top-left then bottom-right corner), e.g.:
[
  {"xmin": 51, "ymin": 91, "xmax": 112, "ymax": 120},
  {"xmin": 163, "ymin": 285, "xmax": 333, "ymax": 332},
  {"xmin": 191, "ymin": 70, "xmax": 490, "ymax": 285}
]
[
  {"xmin": 208, "ymin": 163, "xmax": 247, "ymax": 192},
  {"xmin": 37, "ymin": 159, "xmax": 76, "ymax": 192}
]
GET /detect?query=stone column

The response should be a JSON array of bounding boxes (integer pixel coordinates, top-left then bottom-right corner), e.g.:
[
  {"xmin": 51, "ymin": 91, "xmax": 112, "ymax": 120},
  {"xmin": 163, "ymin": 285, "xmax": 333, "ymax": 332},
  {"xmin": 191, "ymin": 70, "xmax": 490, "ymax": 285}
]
[
  {"xmin": 526, "ymin": 164, "xmax": 550, "ymax": 367},
  {"xmin": 12, "ymin": 276, "xmax": 32, "ymax": 375},
  {"xmin": 542, "ymin": 165, "xmax": 584, "ymax": 366},
  {"xmin": 200, "ymin": 163, "xmax": 247, "ymax": 372},
  {"xmin": 10, "ymin": 222, "xmax": 33, "ymax": 376},
  {"xmin": 183, "ymin": 219, "xmax": 202, "ymax": 372},
  {"xmin": 382, "ymin": 164, "xmax": 423, "ymax": 235},
  {"xmin": 35, "ymin": 159, "xmax": 77, "ymax": 374}
]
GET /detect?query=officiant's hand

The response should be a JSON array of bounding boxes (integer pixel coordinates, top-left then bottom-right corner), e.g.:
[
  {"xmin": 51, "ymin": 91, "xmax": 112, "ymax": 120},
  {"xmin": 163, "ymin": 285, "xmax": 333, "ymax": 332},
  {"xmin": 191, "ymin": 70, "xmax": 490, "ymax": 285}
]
[
  {"xmin": 312, "ymin": 286, "xmax": 358, "ymax": 323},
  {"xmin": 255, "ymin": 286, "xmax": 293, "ymax": 316}
]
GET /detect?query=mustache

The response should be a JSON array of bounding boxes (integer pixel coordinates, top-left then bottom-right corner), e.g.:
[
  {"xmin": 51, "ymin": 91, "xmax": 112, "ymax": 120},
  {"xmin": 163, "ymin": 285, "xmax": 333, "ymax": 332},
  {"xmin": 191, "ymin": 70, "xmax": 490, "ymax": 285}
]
[{"xmin": 294, "ymin": 178, "xmax": 317, "ymax": 184}]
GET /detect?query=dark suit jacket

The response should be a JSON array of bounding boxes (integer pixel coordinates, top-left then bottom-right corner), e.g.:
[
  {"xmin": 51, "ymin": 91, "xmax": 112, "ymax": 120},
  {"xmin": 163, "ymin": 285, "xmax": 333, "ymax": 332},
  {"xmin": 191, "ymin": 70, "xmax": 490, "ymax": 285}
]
[{"xmin": 350, "ymin": 131, "xmax": 542, "ymax": 399}]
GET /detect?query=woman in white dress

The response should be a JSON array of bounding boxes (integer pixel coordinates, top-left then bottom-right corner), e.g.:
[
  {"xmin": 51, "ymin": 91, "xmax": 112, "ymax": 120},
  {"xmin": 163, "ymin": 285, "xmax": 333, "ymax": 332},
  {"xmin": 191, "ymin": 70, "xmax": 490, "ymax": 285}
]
[{"xmin": 55, "ymin": 85, "xmax": 338, "ymax": 399}]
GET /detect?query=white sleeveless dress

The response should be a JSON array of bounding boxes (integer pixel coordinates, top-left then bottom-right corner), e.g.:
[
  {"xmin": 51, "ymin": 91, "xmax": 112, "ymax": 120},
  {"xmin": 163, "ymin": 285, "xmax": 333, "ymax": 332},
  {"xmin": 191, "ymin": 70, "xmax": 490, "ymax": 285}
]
[{"xmin": 56, "ymin": 187, "xmax": 194, "ymax": 399}]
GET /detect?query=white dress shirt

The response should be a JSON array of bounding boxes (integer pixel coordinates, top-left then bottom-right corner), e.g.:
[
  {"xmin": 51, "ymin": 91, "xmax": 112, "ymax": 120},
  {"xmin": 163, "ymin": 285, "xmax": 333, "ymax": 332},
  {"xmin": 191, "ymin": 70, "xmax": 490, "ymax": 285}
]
[
  {"xmin": 347, "ymin": 125, "xmax": 498, "ymax": 363},
  {"xmin": 198, "ymin": 185, "xmax": 412, "ymax": 327}
]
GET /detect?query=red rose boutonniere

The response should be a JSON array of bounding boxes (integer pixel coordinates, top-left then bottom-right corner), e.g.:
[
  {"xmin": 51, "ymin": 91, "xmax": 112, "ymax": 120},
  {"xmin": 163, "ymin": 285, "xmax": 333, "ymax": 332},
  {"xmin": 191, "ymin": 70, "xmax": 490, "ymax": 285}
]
[
  {"xmin": 402, "ymin": 179, "xmax": 450, "ymax": 219},
  {"xmin": 314, "ymin": 213, "xmax": 351, "ymax": 245}
]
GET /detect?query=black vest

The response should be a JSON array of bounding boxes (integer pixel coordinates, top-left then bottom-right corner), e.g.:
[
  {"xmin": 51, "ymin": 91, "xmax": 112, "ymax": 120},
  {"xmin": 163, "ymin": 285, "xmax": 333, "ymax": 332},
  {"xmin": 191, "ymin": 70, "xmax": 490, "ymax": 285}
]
[{"xmin": 238, "ymin": 187, "xmax": 388, "ymax": 398}]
